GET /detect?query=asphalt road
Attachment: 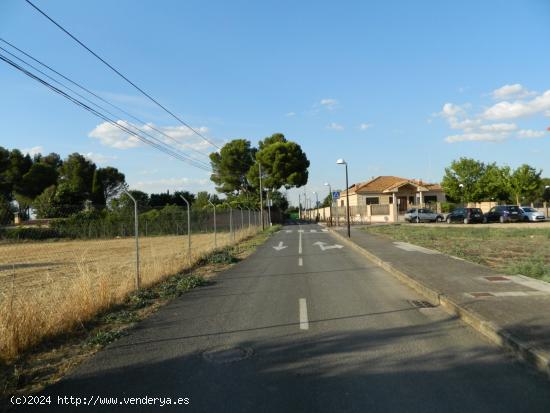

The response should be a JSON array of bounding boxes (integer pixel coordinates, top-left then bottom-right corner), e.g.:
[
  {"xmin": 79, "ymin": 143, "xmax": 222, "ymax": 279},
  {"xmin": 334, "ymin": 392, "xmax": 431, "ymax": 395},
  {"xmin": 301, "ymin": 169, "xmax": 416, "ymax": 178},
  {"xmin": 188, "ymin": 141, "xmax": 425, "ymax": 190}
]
[{"xmin": 38, "ymin": 223, "xmax": 550, "ymax": 412}]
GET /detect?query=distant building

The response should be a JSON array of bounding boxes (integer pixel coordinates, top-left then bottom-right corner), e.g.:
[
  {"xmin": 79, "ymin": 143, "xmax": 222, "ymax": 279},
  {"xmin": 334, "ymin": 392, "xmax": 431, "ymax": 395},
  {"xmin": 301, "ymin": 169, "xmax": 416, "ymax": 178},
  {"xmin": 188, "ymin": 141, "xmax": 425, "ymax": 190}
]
[{"xmin": 339, "ymin": 176, "xmax": 446, "ymax": 212}]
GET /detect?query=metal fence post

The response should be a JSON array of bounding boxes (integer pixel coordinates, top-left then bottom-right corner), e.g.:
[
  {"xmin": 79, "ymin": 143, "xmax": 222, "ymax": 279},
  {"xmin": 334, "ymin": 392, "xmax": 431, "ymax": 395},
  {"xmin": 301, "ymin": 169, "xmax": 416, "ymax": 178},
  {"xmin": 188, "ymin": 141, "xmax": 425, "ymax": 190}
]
[
  {"xmin": 239, "ymin": 207, "xmax": 244, "ymax": 231},
  {"xmin": 227, "ymin": 204, "xmax": 234, "ymax": 242},
  {"xmin": 208, "ymin": 200, "xmax": 217, "ymax": 249},
  {"xmin": 247, "ymin": 208, "xmax": 251, "ymax": 229},
  {"xmin": 123, "ymin": 189, "xmax": 140, "ymax": 290},
  {"xmin": 180, "ymin": 195, "xmax": 191, "ymax": 265}
]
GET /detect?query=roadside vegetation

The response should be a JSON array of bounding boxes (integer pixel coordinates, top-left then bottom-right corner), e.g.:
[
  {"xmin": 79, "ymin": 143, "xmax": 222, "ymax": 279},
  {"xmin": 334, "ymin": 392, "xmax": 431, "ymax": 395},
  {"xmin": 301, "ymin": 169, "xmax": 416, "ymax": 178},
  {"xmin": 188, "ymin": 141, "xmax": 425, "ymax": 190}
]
[
  {"xmin": 0, "ymin": 225, "xmax": 280, "ymax": 402},
  {"xmin": 363, "ymin": 225, "xmax": 550, "ymax": 281}
]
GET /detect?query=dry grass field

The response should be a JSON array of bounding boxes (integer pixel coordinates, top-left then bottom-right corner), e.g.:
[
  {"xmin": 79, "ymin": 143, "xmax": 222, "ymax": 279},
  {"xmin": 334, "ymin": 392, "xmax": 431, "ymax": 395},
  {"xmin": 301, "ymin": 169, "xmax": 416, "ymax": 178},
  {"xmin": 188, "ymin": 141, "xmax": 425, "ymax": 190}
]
[{"xmin": 0, "ymin": 227, "xmax": 258, "ymax": 360}]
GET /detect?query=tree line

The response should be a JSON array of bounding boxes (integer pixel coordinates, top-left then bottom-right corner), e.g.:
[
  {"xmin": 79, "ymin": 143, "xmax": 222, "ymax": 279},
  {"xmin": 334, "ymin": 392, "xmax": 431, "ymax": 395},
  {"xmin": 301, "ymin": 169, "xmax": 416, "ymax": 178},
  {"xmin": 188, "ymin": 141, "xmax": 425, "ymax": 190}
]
[
  {"xmin": 0, "ymin": 131, "xmax": 309, "ymax": 226},
  {"xmin": 442, "ymin": 158, "xmax": 550, "ymax": 204},
  {"xmin": 208, "ymin": 133, "xmax": 309, "ymax": 211},
  {"xmin": 0, "ymin": 147, "xmax": 127, "ymax": 224},
  {"xmin": 0, "ymin": 146, "xmax": 216, "ymax": 225}
]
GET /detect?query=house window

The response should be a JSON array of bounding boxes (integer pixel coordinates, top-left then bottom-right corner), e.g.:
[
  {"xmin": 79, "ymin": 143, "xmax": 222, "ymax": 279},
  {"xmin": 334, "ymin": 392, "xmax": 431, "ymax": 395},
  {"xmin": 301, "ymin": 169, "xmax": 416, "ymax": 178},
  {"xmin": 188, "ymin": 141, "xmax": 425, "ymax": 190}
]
[
  {"xmin": 389, "ymin": 196, "xmax": 393, "ymax": 204},
  {"xmin": 424, "ymin": 195, "xmax": 437, "ymax": 204},
  {"xmin": 341, "ymin": 200, "xmax": 344, "ymax": 207},
  {"xmin": 409, "ymin": 196, "xmax": 415, "ymax": 204},
  {"xmin": 365, "ymin": 197, "xmax": 379, "ymax": 205}
]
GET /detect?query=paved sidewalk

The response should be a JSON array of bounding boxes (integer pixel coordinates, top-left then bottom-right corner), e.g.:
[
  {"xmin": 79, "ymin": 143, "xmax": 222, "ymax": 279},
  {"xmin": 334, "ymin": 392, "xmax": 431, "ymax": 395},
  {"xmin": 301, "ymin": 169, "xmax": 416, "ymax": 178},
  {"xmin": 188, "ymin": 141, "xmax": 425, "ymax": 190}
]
[{"xmin": 329, "ymin": 226, "xmax": 550, "ymax": 378}]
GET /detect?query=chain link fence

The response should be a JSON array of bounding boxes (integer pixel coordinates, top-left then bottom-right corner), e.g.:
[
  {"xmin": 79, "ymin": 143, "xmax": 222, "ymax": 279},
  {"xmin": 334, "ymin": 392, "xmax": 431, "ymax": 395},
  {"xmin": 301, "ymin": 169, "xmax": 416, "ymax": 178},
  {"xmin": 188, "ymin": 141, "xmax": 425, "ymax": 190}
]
[{"xmin": 0, "ymin": 204, "xmax": 268, "ymax": 360}]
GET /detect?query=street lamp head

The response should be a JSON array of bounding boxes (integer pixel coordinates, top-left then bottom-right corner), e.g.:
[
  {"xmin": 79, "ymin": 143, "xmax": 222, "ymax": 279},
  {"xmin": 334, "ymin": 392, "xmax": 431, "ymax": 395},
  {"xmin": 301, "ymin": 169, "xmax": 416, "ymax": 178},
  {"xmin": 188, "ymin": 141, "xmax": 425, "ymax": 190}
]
[
  {"xmin": 336, "ymin": 158, "xmax": 346, "ymax": 165},
  {"xmin": 324, "ymin": 182, "xmax": 330, "ymax": 186}
]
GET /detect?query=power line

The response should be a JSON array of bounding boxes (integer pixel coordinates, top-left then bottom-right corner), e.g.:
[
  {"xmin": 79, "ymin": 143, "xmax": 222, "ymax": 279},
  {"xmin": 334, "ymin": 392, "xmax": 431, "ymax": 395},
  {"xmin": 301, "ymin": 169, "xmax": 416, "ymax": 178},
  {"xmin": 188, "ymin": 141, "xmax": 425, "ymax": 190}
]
[
  {"xmin": 0, "ymin": 38, "xmax": 213, "ymax": 161},
  {"xmin": 25, "ymin": 0, "xmax": 221, "ymax": 150},
  {"xmin": 0, "ymin": 41, "xmax": 211, "ymax": 170},
  {"xmin": 0, "ymin": 52, "xmax": 212, "ymax": 172}
]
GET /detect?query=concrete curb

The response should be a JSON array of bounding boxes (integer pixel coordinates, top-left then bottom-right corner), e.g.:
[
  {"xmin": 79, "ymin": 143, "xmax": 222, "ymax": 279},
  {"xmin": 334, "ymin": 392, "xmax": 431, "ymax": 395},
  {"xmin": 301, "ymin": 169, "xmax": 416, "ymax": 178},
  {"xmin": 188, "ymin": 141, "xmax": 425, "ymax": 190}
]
[{"xmin": 328, "ymin": 227, "xmax": 550, "ymax": 379}]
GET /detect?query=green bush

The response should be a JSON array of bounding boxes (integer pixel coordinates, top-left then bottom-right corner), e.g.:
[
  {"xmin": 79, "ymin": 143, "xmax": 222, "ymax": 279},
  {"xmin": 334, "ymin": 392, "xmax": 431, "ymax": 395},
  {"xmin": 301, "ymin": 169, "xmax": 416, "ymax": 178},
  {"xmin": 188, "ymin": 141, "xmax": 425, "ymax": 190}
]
[{"xmin": 0, "ymin": 227, "xmax": 62, "ymax": 240}]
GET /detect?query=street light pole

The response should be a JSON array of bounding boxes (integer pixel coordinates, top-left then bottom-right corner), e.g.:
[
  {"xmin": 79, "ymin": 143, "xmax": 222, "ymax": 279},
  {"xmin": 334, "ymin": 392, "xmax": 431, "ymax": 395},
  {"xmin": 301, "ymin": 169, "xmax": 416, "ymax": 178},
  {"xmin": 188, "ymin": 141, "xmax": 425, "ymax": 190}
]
[
  {"xmin": 324, "ymin": 182, "xmax": 332, "ymax": 226},
  {"xmin": 266, "ymin": 190, "xmax": 272, "ymax": 226},
  {"xmin": 313, "ymin": 191, "xmax": 319, "ymax": 221},
  {"xmin": 337, "ymin": 159, "xmax": 351, "ymax": 238}
]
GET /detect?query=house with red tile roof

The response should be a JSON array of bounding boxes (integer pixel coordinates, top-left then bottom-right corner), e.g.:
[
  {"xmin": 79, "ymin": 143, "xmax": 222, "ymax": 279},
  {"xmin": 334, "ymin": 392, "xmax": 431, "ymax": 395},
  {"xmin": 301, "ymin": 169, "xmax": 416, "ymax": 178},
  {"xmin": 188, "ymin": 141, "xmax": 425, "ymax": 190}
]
[{"xmin": 337, "ymin": 176, "xmax": 446, "ymax": 213}]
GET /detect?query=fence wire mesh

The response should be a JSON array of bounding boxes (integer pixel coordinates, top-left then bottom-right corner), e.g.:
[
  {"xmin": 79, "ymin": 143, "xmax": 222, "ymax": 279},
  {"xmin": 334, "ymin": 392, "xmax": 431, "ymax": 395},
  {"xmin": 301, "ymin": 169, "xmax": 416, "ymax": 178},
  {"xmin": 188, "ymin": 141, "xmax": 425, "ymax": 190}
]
[{"xmin": 0, "ymin": 204, "xmax": 268, "ymax": 359}]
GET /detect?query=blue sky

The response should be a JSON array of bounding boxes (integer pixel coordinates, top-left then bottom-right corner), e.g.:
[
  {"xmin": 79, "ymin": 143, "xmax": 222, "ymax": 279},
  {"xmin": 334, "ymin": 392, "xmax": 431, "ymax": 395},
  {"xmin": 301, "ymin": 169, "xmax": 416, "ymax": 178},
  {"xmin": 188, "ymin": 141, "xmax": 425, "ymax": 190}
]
[{"xmin": 1, "ymin": 0, "xmax": 550, "ymax": 206}]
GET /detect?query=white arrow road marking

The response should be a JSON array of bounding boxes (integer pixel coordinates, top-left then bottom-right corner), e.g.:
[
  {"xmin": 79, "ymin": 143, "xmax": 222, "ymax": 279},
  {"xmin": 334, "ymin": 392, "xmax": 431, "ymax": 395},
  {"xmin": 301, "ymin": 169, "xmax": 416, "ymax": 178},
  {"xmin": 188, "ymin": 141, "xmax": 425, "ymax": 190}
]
[
  {"xmin": 313, "ymin": 241, "xmax": 344, "ymax": 251},
  {"xmin": 299, "ymin": 230, "xmax": 302, "ymax": 254},
  {"xmin": 273, "ymin": 241, "xmax": 287, "ymax": 251},
  {"xmin": 322, "ymin": 229, "xmax": 329, "ymax": 232},
  {"xmin": 285, "ymin": 230, "xmax": 293, "ymax": 233},
  {"xmin": 298, "ymin": 257, "xmax": 303, "ymax": 266},
  {"xmin": 298, "ymin": 230, "xmax": 305, "ymax": 233},
  {"xmin": 310, "ymin": 229, "xmax": 317, "ymax": 233},
  {"xmin": 393, "ymin": 242, "xmax": 439, "ymax": 255},
  {"xmin": 299, "ymin": 298, "xmax": 309, "ymax": 330}
]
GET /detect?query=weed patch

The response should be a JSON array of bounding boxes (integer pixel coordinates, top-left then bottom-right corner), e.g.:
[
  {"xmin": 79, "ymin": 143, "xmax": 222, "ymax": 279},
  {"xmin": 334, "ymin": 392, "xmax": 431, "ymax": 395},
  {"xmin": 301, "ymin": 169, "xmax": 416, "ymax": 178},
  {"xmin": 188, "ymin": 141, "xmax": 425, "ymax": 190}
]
[{"xmin": 84, "ymin": 330, "xmax": 124, "ymax": 347}]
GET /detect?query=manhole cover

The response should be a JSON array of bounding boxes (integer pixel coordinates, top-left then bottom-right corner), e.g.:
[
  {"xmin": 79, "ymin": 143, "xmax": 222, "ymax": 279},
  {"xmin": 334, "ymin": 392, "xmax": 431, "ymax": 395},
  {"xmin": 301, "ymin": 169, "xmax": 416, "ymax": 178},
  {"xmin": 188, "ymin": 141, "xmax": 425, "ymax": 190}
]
[
  {"xmin": 484, "ymin": 276, "xmax": 510, "ymax": 282},
  {"xmin": 410, "ymin": 300, "xmax": 436, "ymax": 308},
  {"xmin": 470, "ymin": 292, "xmax": 494, "ymax": 298},
  {"xmin": 202, "ymin": 346, "xmax": 253, "ymax": 364}
]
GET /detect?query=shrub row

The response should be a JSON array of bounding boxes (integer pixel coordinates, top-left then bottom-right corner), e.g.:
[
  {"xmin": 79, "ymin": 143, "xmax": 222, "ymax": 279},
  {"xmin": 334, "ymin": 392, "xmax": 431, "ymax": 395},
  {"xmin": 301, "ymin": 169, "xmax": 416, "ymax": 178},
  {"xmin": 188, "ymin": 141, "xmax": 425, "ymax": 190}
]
[{"xmin": 0, "ymin": 227, "xmax": 63, "ymax": 241}]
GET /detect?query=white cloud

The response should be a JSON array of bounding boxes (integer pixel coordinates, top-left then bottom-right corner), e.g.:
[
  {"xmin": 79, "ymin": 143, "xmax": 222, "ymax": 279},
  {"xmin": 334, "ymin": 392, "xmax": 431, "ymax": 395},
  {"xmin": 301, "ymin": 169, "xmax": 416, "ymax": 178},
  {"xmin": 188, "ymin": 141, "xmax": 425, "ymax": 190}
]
[
  {"xmin": 440, "ymin": 87, "xmax": 550, "ymax": 144},
  {"xmin": 359, "ymin": 123, "xmax": 371, "ymax": 130},
  {"xmin": 130, "ymin": 177, "xmax": 210, "ymax": 193},
  {"xmin": 285, "ymin": 112, "xmax": 296, "ymax": 117},
  {"xmin": 444, "ymin": 132, "xmax": 508, "ymax": 143},
  {"xmin": 89, "ymin": 120, "xmax": 215, "ymax": 152},
  {"xmin": 491, "ymin": 84, "xmax": 535, "ymax": 101},
  {"xmin": 89, "ymin": 120, "xmax": 142, "ymax": 149},
  {"xmin": 439, "ymin": 103, "xmax": 480, "ymax": 130},
  {"xmin": 483, "ymin": 90, "xmax": 550, "ymax": 120},
  {"xmin": 138, "ymin": 169, "xmax": 159, "ymax": 175},
  {"xmin": 22, "ymin": 146, "xmax": 44, "ymax": 157},
  {"xmin": 84, "ymin": 152, "xmax": 118, "ymax": 165},
  {"xmin": 517, "ymin": 129, "xmax": 547, "ymax": 139},
  {"xmin": 479, "ymin": 123, "xmax": 517, "ymax": 132},
  {"xmin": 441, "ymin": 103, "xmax": 464, "ymax": 117},
  {"xmin": 327, "ymin": 122, "xmax": 344, "ymax": 131},
  {"xmin": 319, "ymin": 98, "xmax": 338, "ymax": 109}
]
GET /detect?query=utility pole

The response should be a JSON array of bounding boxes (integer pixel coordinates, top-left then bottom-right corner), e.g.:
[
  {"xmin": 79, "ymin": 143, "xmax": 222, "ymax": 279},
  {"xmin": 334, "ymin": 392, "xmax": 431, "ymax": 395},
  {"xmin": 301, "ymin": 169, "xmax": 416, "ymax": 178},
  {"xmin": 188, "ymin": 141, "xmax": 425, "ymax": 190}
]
[
  {"xmin": 298, "ymin": 194, "xmax": 302, "ymax": 220},
  {"xmin": 266, "ymin": 190, "xmax": 272, "ymax": 226}
]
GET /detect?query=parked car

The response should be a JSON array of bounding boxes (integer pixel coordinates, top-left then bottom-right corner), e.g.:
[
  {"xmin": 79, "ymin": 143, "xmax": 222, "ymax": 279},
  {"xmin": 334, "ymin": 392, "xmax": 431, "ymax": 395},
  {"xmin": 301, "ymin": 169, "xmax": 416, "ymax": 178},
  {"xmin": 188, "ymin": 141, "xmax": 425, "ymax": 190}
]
[
  {"xmin": 404, "ymin": 208, "xmax": 444, "ymax": 223},
  {"xmin": 445, "ymin": 207, "xmax": 485, "ymax": 224},
  {"xmin": 519, "ymin": 206, "xmax": 546, "ymax": 222},
  {"xmin": 485, "ymin": 205, "xmax": 523, "ymax": 223}
]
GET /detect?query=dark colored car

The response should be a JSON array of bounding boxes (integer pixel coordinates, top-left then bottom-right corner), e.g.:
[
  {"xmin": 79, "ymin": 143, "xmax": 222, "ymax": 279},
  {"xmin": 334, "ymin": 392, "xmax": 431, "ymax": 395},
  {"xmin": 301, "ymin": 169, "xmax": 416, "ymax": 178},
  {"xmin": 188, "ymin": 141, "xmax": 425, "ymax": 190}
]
[
  {"xmin": 485, "ymin": 205, "xmax": 523, "ymax": 223},
  {"xmin": 446, "ymin": 207, "xmax": 485, "ymax": 224}
]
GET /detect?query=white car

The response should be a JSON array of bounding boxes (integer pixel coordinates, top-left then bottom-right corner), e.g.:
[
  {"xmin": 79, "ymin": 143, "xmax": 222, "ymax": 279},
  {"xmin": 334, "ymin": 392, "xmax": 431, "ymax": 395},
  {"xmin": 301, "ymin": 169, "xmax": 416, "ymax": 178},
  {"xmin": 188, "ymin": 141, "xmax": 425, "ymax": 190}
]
[
  {"xmin": 404, "ymin": 208, "xmax": 444, "ymax": 223},
  {"xmin": 520, "ymin": 207, "xmax": 546, "ymax": 222}
]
